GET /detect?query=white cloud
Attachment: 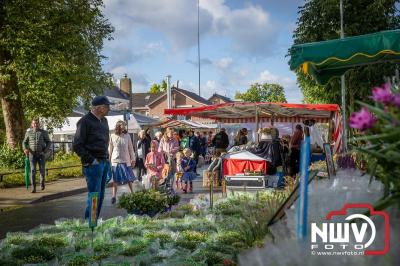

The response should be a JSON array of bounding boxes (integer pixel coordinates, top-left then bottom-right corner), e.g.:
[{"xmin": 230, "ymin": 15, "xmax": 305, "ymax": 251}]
[
  {"xmin": 200, "ymin": 0, "xmax": 278, "ymax": 56},
  {"xmin": 104, "ymin": 40, "xmax": 165, "ymax": 69},
  {"xmin": 203, "ymin": 80, "xmax": 230, "ymax": 99},
  {"xmin": 103, "ymin": 0, "xmax": 279, "ymax": 56},
  {"xmin": 214, "ymin": 57, "xmax": 233, "ymax": 70},
  {"xmin": 253, "ymin": 70, "xmax": 303, "ymax": 102},
  {"xmin": 103, "ymin": 0, "xmax": 213, "ymax": 51},
  {"xmin": 255, "ymin": 70, "xmax": 296, "ymax": 89},
  {"xmin": 109, "ymin": 66, "xmax": 150, "ymax": 92}
]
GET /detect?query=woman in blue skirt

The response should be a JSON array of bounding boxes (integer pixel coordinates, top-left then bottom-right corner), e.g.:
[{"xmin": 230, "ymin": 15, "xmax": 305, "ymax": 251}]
[
  {"xmin": 181, "ymin": 148, "xmax": 197, "ymax": 193},
  {"xmin": 109, "ymin": 121, "xmax": 136, "ymax": 204}
]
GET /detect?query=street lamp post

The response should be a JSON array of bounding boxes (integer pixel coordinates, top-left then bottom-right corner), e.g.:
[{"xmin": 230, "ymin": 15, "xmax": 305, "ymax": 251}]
[{"xmin": 340, "ymin": 0, "xmax": 347, "ymax": 153}]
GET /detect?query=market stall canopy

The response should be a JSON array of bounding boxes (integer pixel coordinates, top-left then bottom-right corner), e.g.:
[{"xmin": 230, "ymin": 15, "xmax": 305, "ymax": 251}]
[
  {"xmin": 289, "ymin": 29, "xmax": 400, "ymax": 85},
  {"xmin": 157, "ymin": 119, "xmax": 216, "ymax": 129},
  {"xmin": 164, "ymin": 102, "xmax": 339, "ymax": 123}
]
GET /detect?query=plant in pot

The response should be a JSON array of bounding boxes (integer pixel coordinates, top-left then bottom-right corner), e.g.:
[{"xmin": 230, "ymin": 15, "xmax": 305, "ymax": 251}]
[{"xmin": 117, "ymin": 190, "xmax": 168, "ymax": 217}]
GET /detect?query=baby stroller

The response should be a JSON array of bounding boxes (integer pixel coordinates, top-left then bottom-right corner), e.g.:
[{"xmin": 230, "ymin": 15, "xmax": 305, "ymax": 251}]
[{"xmin": 158, "ymin": 155, "xmax": 175, "ymax": 192}]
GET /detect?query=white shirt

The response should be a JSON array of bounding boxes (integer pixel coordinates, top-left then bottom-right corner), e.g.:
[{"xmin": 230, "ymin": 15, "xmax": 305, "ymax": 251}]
[{"xmin": 109, "ymin": 133, "xmax": 135, "ymax": 167}]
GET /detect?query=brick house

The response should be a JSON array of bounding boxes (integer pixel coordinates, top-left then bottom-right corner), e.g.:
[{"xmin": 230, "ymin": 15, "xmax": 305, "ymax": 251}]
[
  {"xmin": 131, "ymin": 87, "xmax": 211, "ymax": 120},
  {"xmin": 208, "ymin": 93, "xmax": 233, "ymax": 105}
]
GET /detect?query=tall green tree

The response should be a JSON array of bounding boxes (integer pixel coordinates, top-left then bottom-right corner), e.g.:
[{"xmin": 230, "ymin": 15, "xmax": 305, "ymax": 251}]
[
  {"xmin": 292, "ymin": 0, "xmax": 400, "ymax": 109},
  {"xmin": 235, "ymin": 83, "xmax": 287, "ymax": 103},
  {"xmin": 0, "ymin": 0, "xmax": 113, "ymax": 149},
  {"xmin": 149, "ymin": 80, "xmax": 167, "ymax": 93}
]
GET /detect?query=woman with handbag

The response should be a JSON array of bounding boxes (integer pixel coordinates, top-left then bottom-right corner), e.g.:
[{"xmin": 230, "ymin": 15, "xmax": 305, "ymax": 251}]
[{"xmin": 109, "ymin": 121, "xmax": 136, "ymax": 204}]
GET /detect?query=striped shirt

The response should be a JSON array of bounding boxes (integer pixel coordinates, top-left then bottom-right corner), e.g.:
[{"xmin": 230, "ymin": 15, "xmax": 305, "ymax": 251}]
[{"xmin": 23, "ymin": 128, "xmax": 51, "ymax": 153}]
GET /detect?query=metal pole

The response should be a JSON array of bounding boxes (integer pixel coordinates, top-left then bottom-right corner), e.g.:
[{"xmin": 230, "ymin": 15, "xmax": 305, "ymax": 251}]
[
  {"xmin": 340, "ymin": 0, "xmax": 347, "ymax": 152},
  {"xmin": 166, "ymin": 75, "xmax": 171, "ymax": 109},
  {"xmin": 197, "ymin": 0, "xmax": 201, "ymax": 96}
]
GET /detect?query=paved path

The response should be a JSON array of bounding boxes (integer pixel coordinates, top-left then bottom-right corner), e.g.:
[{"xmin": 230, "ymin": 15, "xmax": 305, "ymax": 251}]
[
  {"xmin": 0, "ymin": 177, "xmax": 87, "ymax": 211},
  {"xmin": 0, "ymin": 166, "xmax": 222, "ymax": 239}
]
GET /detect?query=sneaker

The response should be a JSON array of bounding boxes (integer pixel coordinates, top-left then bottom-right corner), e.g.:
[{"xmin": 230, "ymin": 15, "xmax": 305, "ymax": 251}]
[
  {"xmin": 41, "ymin": 184, "xmax": 45, "ymax": 191},
  {"xmin": 31, "ymin": 188, "xmax": 36, "ymax": 193},
  {"xmin": 111, "ymin": 197, "xmax": 116, "ymax": 204}
]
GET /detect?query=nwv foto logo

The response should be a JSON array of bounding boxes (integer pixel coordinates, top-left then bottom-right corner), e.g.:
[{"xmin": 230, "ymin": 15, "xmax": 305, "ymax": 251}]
[{"xmin": 310, "ymin": 203, "xmax": 390, "ymax": 256}]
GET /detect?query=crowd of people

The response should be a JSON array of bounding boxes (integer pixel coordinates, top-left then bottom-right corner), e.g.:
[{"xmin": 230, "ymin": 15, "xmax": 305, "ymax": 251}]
[{"xmin": 22, "ymin": 95, "xmax": 306, "ymax": 220}]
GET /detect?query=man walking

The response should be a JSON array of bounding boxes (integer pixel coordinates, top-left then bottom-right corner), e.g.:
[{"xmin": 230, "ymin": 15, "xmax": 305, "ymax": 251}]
[
  {"xmin": 23, "ymin": 119, "xmax": 51, "ymax": 193},
  {"xmin": 73, "ymin": 96, "xmax": 111, "ymax": 219}
]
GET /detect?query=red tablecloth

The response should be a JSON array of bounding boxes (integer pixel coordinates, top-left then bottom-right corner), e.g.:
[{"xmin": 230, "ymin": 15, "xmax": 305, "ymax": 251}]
[{"xmin": 223, "ymin": 158, "xmax": 268, "ymax": 176}]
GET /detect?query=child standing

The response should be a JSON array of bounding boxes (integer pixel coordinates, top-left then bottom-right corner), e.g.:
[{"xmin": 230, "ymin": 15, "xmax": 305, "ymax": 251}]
[
  {"xmin": 145, "ymin": 140, "xmax": 165, "ymax": 188},
  {"xmin": 175, "ymin": 152, "xmax": 184, "ymax": 190},
  {"xmin": 181, "ymin": 148, "xmax": 197, "ymax": 193}
]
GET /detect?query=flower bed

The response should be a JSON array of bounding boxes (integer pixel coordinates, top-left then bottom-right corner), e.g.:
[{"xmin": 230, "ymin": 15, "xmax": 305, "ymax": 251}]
[{"xmin": 0, "ymin": 191, "xmax": 289, "ymax": 265}]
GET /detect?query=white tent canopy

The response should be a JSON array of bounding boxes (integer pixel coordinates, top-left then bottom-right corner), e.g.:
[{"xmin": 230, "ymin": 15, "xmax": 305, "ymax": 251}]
[
  {"xmin": 52, "ymin": 114, "xmax": 141, "ymax": 135},
  {"xmin": 157, "ymin": 119, "xmax": 217, "ymax": 129}
]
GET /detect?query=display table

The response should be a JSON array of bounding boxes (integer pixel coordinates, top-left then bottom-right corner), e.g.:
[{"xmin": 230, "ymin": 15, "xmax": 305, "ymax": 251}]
[{"xmin": 222, "ymin": 151, "xmax": 268, "ymax": 176}]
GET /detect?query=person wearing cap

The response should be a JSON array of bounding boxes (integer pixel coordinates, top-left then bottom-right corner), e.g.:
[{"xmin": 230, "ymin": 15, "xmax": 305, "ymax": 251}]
[
  {"xmin": 73, "ymin": 95, "xmax": 112, "ymax": 219},
  {"xmin": 212, "ymin": 128, "xmax": 229, "ymax": 154}
]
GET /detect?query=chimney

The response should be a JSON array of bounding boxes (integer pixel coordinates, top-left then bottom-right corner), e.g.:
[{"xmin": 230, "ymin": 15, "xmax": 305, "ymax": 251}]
[
  {"xmin": 120, "ymin": 74, "xmax": 132, "ymax": 95},
  {"xmin": 120, "ymin": 74, "xmax": 133, "ymax": 111}
]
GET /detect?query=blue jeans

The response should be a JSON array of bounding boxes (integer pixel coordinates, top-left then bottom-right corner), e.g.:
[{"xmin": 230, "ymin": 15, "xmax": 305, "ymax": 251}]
[
  {"xmin": 29, "ymin": 153, "xmax": 45, "ymax": 187},
  {"xmin": 82, "ymin": 160, "xmax": 110, "ymax": 219}
]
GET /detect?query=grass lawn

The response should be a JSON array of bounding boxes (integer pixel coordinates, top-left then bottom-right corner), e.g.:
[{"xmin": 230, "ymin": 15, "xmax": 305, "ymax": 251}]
[{"xmin": 0, "ymin": 153, "xmax": 82, "ymax": 188}]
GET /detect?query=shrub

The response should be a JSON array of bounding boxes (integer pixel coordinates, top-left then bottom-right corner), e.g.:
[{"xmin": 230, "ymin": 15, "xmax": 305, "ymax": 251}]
[
  {"xmin": 167, "ymin": 193, "xmax": 181, "ymax": 206},
  {"xmin": 0, "ymin": 258, "xmax": 21, "ymax": 266},
  {"xmin": 36, "ymin": 235, "xmax": 68, "ymax": 249},
  {"xmin": 67, "ymin": 253, "xmax": 92, "ymax": 266},
  {"xmin": 119, "ymin": 239, "xmax": 149, "ymax": 256},
  {"xmin": 118, "ymin": 190, "xmax": 168, "ymax": 215},
  {"xmin": 0, "ymin": 144, "xmax": 24, "ymax": 169},
  {"xmin": 111, "ymin": 227, "xmax": 142, "ymax": 238},
  {"xmin": 143, "ymin": 231, "xmax": 173, "ymax": 246},
  {"xmin": 11, "ymin": 244, "xmax": 55, "ymax": 263}
]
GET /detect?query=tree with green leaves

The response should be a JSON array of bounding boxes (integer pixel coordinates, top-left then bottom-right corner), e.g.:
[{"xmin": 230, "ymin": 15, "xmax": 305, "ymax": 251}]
[
  {"xmin": 0, "ymin": 0, "xmax": 113, "ymax": 149},
  {"xmin": 235, "ymin": 83, "xmax": 287, "ymax": 103},
  {"xmin": 292, "ymin": 0, "xmax": 400, "ymax": 110},
  {"xmin": 149, "ymin": 80, "xmax": 167, "ymax": 93}
]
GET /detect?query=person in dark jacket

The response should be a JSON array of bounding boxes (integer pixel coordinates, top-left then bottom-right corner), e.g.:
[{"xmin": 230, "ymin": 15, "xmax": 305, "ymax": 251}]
[
  {"xmin": 188, "ymin": 130, "xmax": 201, "ymax": 173},
  {"xmin": 212, "ymin": 128, "xmax": 229, "ymax": 153},
  {"xmin": 73, "ymin": 95, "xmax": 111, "ymax": 220},
  {"xmin": 290, "ymin": 124, "xmax": 304, "ymax": 177},
  {"xmin": 23, "ymin": 118, "xmax": 51, "ymax": 193},
  {"xmin": 234, "ymin": 128, "xmax": 248, "ymax": 146},
  {"xmin": 145, "ymin": 128, "xmax": 152, "ymax": 143},
  {"xmin": 136, "ymin": 129, "xmax": 150, "ymax": 181}
]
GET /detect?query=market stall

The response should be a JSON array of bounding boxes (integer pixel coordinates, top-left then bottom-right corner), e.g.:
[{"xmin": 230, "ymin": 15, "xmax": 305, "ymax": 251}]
[
  {"xmin": 165, "ymin": 102, "xmax": 341, "ymax": 152},
  {"xmin": 165, "ymin": 102, "xmax": 340, "ymax": 190}
]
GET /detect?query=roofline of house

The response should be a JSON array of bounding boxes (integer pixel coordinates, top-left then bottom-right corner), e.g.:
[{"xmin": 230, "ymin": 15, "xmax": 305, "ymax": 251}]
[{"xmin": 133, "ymin": 88, "xmax": 209, "ymax": 108}]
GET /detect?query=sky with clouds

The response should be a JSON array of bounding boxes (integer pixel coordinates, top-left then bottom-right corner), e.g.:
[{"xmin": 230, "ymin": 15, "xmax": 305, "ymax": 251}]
[{"xmin": 102, "ymin": 0, "xmax": 305, "ymax": 102}]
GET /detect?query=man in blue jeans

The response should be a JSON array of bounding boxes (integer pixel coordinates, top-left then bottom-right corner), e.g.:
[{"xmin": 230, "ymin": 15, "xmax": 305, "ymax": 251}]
[
  {"xmin": 23, "ymin": 119, "xmax": 51, "ymax": 193},
  {"xmin": 73, "ymin": 96, "xmax": 111, "ymax": 219}
]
